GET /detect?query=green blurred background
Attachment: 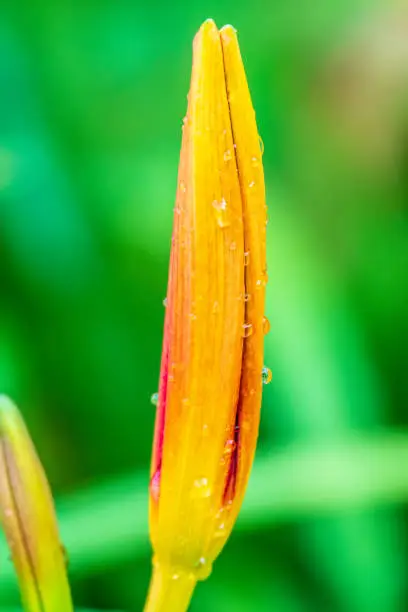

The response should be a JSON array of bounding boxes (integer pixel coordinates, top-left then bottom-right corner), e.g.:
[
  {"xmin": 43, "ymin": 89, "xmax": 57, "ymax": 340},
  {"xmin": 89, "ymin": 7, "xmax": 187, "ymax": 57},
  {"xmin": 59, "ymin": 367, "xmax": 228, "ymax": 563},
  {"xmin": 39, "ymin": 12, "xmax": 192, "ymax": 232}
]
[{"xmin": 0, "ymin": 1, "xmax": 407, "ymax": 610}]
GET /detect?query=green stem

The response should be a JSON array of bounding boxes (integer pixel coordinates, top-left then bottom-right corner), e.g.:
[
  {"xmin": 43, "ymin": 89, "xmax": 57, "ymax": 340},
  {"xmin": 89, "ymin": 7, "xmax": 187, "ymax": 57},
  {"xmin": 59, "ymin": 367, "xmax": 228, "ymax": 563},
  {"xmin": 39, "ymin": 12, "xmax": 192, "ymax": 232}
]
[{"xmin": 144, "ymin": 562, "xmax": 197, "ymax": 612}]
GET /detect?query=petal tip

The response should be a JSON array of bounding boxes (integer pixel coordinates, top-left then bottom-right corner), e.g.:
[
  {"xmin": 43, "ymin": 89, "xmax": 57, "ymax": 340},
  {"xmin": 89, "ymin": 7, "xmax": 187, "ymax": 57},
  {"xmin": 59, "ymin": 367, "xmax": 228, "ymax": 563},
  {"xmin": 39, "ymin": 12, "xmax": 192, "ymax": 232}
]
[
  {"xmin": 201, "ymin": 18, "xmax": 218, "ymax": 29},
  {"xmin": 220, "ymin": 24, "xmax": 238, "ymax": 42},
  {"xmin": 198, "ymin": 18, "xmax": 219, "ymax": 40},
  {"xmin": 193, "ymin": 18, "xmax": 219, "ymax": 51}
]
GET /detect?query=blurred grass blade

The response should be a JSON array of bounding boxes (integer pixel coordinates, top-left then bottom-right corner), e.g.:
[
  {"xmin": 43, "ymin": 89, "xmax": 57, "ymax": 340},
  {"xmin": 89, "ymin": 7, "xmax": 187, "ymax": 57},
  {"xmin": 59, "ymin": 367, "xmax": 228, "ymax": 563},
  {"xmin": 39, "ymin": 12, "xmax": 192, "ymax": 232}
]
[
  {"xmin": 0, "ymin": 396, "xmax": 73, "ymax": 612},
  {"xmin": 264, "ymin": 205, "xmax": 406, "ymax": 611}
]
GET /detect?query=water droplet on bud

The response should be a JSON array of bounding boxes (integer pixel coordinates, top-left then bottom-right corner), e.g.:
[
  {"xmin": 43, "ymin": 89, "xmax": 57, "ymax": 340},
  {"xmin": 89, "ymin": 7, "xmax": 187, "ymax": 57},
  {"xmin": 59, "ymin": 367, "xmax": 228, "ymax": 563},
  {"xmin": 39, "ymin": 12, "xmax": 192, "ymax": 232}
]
[
  {"xmin": 214, "ymin": 523, "xmax": 226, "ymax": 538},
  {"xmin": 212, "ymin": 198, "xmax": 231, "ymax": 228},
  {"xmin": 224, "ymin": 439, "xmax": 236, "ymax": 454},
  {"xmin": 195, "ymin": 557, "xmax": 212, "ymax": 580},
  {"xmin": 263, "ymin": 316, "xmax": 270, "ymax": 335},
  {"xmin": 242, "ymin": 323, "xmax": 253, "ymax": 338},
  {"xmin": 262, "ymin": 366, "xmax": 272, "ymax": 385},
  {"xmin": 151, "ymin": 392, "xmax": 159, "ymax": 406},
  {"xmin": 192, "ymin": 477, "xmax": 211, "ymax": 498}
]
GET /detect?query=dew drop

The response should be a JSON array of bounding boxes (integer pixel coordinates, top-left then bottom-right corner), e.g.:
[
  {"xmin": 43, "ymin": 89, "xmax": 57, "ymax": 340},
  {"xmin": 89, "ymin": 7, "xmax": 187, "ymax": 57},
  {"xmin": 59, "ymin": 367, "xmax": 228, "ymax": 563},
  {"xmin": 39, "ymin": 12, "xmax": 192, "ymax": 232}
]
[
  {"xmin": 212, "ymin": 198, "xmax": 231, "ymax": 228},
  {"xmin": 256, "ymin": 275, "xmax": 268, "ymax": 288},
  {"xmin": 163, "ymin": 297, "xmax": 168, "ymax": 308},
  {"xmin": 179, "ymin": 180, "xmax": 186, "ymax": 193},
  {"xmin": 242, "ymin": 323, "xmax": 253, "ymax": 338},
  {"xmin": 244, "ymin": 251, "xmax": 250, "ymax": 266},
  {"xmin": 248, "ymin": 181, "xmax": 255, "ymax": 188},
  {"xmin": 150, "ymin": 470, "xmax": 161, "ymax": 503},
  {"xmin": 259, "ymin": 135, "xmax": 264, "ymax": 155},
  {"xmin": 214, "ymin": 523, "xmax": 226, "ymax": 538},
  {"xmin": 151, "ymin": 392, "xmax": 159, "ymax": 406},
  {"xmin": 262, "ymin": 366, "xmax": 272, "ymax": 385},
  {"xmin": 212, "ymin": 197, "xmax": 227, "ymax": 211},
  {"xmin": 224, "ymin": 439, "xmax": 236, "ymax": 454},
  {"xmin": 263, "ymin": 316, "xmax": 271, "ymax": 335},
  {"xmin": 251, "ymin": 156, "xmax": 260, "ymax": 167},
  {"xmin": 223, "ymin": 149, "xmax": 232, "ymax": 161},
  {"xmin": 192, "ymin": 477, "xmax": 211, "ymax": 498},
  {"xmin": 195, "ymin": 557, "xmax": 212, "ymax": 580},
  {"xmin": 230, "ymin": 241, "xmax": 237, "ymax": 251}
]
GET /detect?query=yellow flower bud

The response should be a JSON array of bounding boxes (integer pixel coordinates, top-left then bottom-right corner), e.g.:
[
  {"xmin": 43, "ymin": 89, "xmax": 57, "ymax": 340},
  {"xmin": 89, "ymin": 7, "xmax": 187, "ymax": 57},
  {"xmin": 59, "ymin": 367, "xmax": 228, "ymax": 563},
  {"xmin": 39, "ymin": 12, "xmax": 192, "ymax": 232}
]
[{"xmin": 0, "ymin": 395, "xmax": 73, "ymax": 612}]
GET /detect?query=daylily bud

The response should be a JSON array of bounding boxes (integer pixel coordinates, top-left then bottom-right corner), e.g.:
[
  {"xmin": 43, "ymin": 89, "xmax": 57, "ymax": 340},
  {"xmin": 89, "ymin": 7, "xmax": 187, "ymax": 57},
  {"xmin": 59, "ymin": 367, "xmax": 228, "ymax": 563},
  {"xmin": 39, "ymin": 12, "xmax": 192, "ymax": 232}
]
[
  {"xmin": 0, "ymin": 395, "xmax": 73, "ymax": 612},
  {"xmin": 145, "ymin": 19, "xmax": 267, "ymax": 611}
]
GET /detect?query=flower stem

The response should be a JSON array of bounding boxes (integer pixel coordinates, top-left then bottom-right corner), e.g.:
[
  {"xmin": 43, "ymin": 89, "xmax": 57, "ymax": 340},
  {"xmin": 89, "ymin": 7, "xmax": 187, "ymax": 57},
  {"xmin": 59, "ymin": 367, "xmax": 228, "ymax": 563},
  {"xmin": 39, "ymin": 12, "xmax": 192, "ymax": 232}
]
[{"xmin": 144, "ymin": 562, "xmax": 197, "ymax": 612}]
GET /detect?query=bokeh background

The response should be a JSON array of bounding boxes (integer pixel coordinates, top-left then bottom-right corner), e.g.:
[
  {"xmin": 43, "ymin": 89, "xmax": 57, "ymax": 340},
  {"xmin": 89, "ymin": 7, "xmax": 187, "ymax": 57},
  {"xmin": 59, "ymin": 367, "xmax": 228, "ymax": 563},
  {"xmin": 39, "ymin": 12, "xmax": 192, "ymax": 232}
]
[{"xmin": 0, "ymin": 1, "xmax": 407, "ymax": 611}]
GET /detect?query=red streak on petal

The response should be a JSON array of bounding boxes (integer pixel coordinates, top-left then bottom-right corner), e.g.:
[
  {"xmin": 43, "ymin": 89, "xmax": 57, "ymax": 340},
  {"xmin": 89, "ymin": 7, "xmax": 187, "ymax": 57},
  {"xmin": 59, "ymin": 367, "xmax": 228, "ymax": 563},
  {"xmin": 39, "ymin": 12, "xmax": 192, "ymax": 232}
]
[
  {"xmin": 150, "ymin": 245, "xmax": 176, "ymax": 502},
  {"xmin": 152, "ymin": 341, "xmax": 169, "ymax": 474},
  {"xmin": 223, "ymin": 416, "xmax": 240, "ymax": 505},
  {"xmin": 150, "ymin": 468, "xmax": 161, "ymax": 504}
]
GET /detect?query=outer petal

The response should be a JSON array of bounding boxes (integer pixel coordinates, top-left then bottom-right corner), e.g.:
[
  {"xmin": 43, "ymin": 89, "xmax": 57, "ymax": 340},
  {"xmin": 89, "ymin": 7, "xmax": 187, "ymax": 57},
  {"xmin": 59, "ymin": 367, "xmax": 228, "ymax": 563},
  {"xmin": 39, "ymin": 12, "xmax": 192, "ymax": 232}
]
[
  {"xmin": 210, "ymin": 25, "xmax": 267, "ymax": 553},
  {"xmin": 0, "ymin": 396, "xmax": 73, "ymax": 612},
  {"xmin": 150, "ymin": 19, "xmax": 246, "ymax": 572}
]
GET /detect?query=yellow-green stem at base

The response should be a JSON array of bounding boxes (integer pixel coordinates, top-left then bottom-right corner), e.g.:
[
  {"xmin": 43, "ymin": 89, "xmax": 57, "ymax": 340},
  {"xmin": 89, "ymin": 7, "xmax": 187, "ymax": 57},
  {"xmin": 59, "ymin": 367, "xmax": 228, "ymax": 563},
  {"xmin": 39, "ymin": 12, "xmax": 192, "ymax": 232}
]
[{"xmin": 144, "ymin": 563, "xmax": 197, "ymax": 612}]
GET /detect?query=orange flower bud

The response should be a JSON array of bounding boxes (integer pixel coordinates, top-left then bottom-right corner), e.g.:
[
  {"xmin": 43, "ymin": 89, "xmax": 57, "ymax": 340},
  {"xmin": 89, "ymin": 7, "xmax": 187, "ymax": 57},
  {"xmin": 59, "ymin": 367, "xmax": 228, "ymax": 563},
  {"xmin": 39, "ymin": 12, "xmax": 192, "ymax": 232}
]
[{"xmin": 145, "ymin": 19, "xmax": 267, "ymax": 611}]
